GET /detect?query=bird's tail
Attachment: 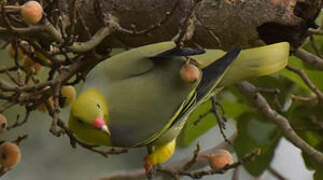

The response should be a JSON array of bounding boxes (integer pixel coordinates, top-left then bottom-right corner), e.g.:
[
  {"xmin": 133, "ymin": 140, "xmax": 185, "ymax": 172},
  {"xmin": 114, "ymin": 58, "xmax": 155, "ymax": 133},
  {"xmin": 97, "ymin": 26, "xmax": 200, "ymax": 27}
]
[{"xmin": 219, "ymin": 42, "xmax": 290, "ymax": 86}]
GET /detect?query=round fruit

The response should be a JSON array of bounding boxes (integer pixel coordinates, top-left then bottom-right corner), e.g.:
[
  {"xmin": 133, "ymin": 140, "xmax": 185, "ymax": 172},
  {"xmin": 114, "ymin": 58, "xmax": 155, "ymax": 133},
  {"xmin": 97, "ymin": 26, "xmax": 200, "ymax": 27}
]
[
  {"xmin": 20, "ymin": 1, "xmax": 43, "ymax": 24},
  {"xmin": 0, "ymin": 114, "xmax": 7, "ymax": 133},
  {"xmin": 180, "ymin": 63, "xmax": 200, "ymax": 83},
  {"xmin": 37, "ymin": 96, "xmax": 54, "ymax": 112},
  {"xmin": 207, "ymin": 149, "xmax": 234, "ymax": 169},
  {"xmin": 0, "ymin": 142, "xmax": 21, "ymax": 169},
  {"xmin": 60, "ymin": 86, "xmax": 76, "ymax": 107}
]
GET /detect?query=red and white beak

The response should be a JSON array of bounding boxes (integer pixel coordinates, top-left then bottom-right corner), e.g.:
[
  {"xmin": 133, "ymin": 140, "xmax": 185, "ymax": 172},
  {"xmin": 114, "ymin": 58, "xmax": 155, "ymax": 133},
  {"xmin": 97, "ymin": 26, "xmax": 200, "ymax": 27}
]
[{"xmin": 92, "ymin": 116, "xmax": 111, "ymax": 136}]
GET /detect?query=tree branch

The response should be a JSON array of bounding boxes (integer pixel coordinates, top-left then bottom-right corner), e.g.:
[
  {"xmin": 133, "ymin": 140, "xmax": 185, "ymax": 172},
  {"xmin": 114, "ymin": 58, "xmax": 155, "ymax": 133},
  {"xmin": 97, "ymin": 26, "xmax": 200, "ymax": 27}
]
[
  {"xmin": 0, "ymin": 0, "xmax": 320, "ymax": 50},
  {"xmin": 308, "ymin": 29, "xmax": 323, "ymax": 36},
  {"xmin": 66, "ymin": 27, "xmax": 113, "ymax": 53},
  {"xmin": 96, "ymin": 134, "xmax": 236, "ymax": 180},
  {"xmin": 268, "ymin": 167, "xmax": 287, "ymax": 180},
  {"xmin": 236, "ymin": 81, "xmax": 323, "ymax": 166},
  {"xmin": 294, "ymin": 48, "xmax": 323, "ymax": 70},
  {"xmin": 286, "ymin": 65, "xmax": 323, "ymax": 101}
]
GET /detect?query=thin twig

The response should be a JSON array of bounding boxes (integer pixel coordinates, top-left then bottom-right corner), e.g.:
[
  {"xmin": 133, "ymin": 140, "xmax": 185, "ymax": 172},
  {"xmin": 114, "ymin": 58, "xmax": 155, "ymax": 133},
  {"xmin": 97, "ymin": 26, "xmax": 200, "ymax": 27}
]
[
  {"xmin": 0, "ymin": 66, "xmax": 18, "ymax": 73},
  {"xmin": 12, "ymin": 134, "xmax": 28, "ymax": 145},
  {"xmin": 6, "ymin": 109, "xmax": 30, "ymax": 130},
  {"xmin": 97, "ymin": 134, "xmax": 237, "ymax": 180},
  {"xmin": 294, "ymin": 48, "xmax": 323, "ymax": 70},
  {"xmin": 49, "ymin": 82, "xmax": 62, "ymax": 136},
  {"xmin": 231, "ymin": 166, "xmax": 240, "ymax": 180},
  {"xmin": 56, "ymin": 119, "xmax": 128, "ymax": 157},
  {"xmin": 0, "ymin": 166, "xmax": 10, "ymax": 177},
  {"xmin": 286, "ymin": 65, "xmax": 323, "ymax": 101},
  {"xmin": 211, "ymin": 96, "xmax": 231, "ymax": 145},
  {"xmin": 177, "ymin": 149, "xmax": 260, "ymax": 179},
  {"xmin": 193, "ymin": 111, "xmax": 211, "ymax": 125},
  {"xmin": 308, "ymin": 29, "xmax": 323, "ymax": 36},
  {"xmin": 268, "ymin": 167, "xmax": 287, "ymax": 180},
  {"xmin": 174, "ymin": 0, "xmax": 202, "ymax": 47},
  {"xmin": 182, "ymin": 142, "xmax": 201, "ymax": 171},
  {"xmin": 290, "ymin": 94, "xmax": 318, "ymax": 103}
]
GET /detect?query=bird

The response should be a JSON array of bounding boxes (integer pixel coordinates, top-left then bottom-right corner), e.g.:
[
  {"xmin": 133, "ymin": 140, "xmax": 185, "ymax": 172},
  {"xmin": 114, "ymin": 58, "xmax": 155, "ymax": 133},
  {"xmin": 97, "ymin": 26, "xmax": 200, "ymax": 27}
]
[{"xmin": 68, "ymin": 41, "xmax": 289, "ymax": 173}]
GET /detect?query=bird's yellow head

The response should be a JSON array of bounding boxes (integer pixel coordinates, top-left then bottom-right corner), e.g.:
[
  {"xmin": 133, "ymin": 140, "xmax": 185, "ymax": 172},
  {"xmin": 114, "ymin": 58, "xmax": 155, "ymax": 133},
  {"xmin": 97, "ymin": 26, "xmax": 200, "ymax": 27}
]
[{"xmin": 70, "ymin": 88, "xmax": 111, "ymax": 136}]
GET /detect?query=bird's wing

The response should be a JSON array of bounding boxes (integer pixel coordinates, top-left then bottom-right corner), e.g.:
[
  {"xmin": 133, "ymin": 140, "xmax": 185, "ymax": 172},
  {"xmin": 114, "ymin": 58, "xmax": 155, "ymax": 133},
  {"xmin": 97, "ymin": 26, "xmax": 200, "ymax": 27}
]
[{"xmin": 152, "ymin": 48, "xmax": 241, "ymax": 146}]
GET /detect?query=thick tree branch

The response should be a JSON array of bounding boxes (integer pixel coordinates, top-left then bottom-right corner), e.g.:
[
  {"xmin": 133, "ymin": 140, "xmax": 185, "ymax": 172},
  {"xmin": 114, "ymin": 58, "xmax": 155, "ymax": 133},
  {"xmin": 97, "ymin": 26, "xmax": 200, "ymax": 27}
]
[
  {"xmin": 76, "ymin": 0, "xmax": 321, "ymax": 49},
  {"xmin": 0, "ymin": 0, "xmax": 321, "ymax": 50}
]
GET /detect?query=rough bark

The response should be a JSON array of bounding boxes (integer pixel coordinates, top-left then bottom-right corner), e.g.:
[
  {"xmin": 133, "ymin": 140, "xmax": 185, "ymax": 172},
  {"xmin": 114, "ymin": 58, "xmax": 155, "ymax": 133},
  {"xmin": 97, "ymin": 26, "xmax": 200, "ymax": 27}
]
[
  {"xmin": 59, "ymin": 0, "xmax": 322, "ymax": 49},
  {"xmin": 1, "ymin": 0, "xmax": 322, "ymax": 50}
]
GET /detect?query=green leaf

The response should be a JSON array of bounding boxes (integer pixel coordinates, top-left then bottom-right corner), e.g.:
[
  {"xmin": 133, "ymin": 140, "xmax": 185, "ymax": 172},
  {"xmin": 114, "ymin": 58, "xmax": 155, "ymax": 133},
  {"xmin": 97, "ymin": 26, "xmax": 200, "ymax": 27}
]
[
  {"xmin": 302, "ymin": 143, "xmax": 323, "ymax": 180},
  {"xmin": 288, "ymin": 104, "xmax": 323, "ymax": 179},
  {"xmin": 303, "ymin": 36, "xmax": 323, "ymax": 55},
  {"xmin": 220, "ymin": 99, "xmax": 247, "ymax": 119},
  {"xmin": 279, "ymin": 57, "xmax": 310, "ymax": 91},
  {"xmin": 177, "ymin": 100, "xmax": 216, "ymax": 147},
  {"xmin": 177, "ymin": 92, "xmax": 247, "ymax": 147},
  {"xmin": 304, "ymin": 70, "xmax": 323, "ymax": 92},
  {"xmin": 288, "ymin": 104, "xmax": 323, "ymax": 146},
  {"xmin": 315, "ymin": 11, "xmax": 323, "ymax": 27},
  {"xmin": 314, "ymin": 170, "xmax": 323, "ymax": 180},
  {"xmin": 233, "ymin": 113, "xmax": 281, "ymax": 177},
  {"xmin": 280, "ymin": 56, "xmax": 323, "ymax": 92},
  {"xmin": 250, "ymin": 75, "xmax": 296, "ymax": 111}
]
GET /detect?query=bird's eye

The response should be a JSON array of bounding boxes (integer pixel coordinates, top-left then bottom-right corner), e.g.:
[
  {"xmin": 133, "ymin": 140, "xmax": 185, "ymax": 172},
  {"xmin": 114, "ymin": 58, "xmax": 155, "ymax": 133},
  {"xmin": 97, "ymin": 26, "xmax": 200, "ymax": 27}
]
[{"xmin": 97, "ymin": 104, "xmax": 101, "ymax": 109}]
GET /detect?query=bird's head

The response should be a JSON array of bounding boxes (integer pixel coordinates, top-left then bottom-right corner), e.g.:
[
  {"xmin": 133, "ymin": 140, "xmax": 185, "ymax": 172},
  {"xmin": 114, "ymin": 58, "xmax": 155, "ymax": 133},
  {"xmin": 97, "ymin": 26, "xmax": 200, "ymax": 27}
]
[{"xmin": 70, "ymin": 88, "xmax": 111, "ymax": 136}]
